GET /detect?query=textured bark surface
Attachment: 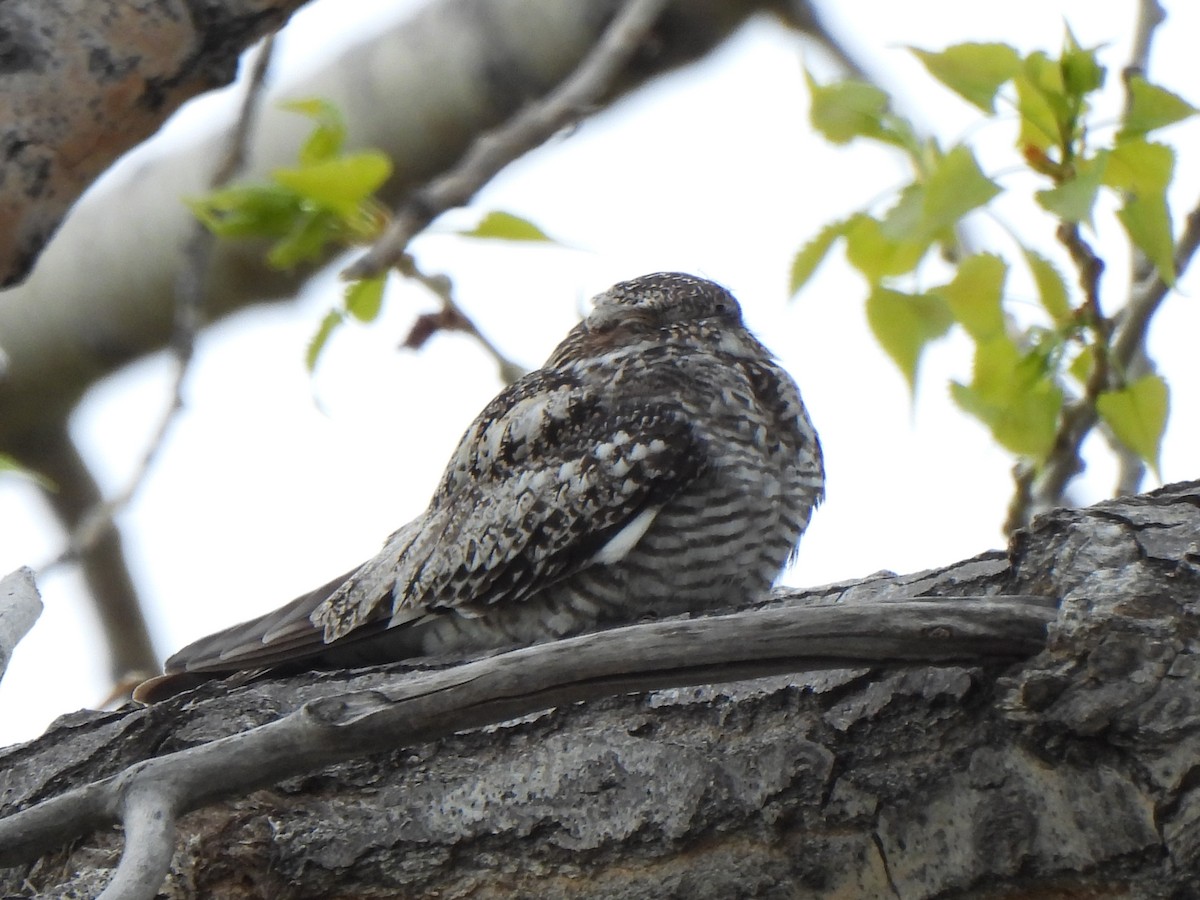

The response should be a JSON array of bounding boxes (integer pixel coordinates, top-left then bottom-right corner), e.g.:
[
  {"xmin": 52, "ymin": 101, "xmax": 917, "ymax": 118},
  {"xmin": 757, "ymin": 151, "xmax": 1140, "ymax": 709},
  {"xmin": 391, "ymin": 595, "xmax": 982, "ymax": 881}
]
[
  {"xmin": 2, "ymin": 481, "xmax": 1199, "ymax": 898},
  {"xmin": 0, "ymin": 0, "xmax": 304, "ymax": 287}
]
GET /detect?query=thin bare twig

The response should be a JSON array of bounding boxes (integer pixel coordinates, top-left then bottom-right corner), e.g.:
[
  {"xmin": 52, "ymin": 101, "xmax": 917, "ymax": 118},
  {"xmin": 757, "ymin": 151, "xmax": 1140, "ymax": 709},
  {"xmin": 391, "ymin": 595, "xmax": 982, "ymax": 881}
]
[
  {"xmin": 343, "ymin": 0, "xmax": 671, "ymax": 282},
  {"xmin": 1122, "ymin": 0, "xmax": 1166, "ymax": 292},
  {"xmin": 42, "ymin": 36, "xmax": 278, "ymax": 578},
  {"xmin": 395, "ymin": 255, "xmax": 527, "ymax": 384},
  {"xmin": 1112, "ymin": 199, "xmax": 1200, "ymax": 371},
  {"xmin": 1123, "ymin": 0, "xmax": 1167, "ymax": 104},
  {"xmin": 0, "ymin": 596, "xmax": 1055, "ymax": 898},
  {"xmin": 1097, "ymin": 0, "xmax": 1169, "ymax": 495}
]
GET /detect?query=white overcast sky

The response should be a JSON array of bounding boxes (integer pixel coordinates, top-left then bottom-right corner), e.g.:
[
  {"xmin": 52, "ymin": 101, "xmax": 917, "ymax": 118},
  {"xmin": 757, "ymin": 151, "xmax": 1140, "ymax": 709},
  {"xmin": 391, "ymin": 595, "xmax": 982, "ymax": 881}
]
[{"xmin": 1, "ymin": 1, "xmax": 1198, "ymax": 746}]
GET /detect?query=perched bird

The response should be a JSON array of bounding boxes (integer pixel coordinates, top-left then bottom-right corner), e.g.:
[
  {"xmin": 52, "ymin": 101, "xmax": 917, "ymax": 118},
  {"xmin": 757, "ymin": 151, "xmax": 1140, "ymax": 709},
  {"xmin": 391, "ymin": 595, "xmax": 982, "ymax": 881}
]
[{"xmin": 136, "ymin": 273, "xmax": 823, "ymax": 701}]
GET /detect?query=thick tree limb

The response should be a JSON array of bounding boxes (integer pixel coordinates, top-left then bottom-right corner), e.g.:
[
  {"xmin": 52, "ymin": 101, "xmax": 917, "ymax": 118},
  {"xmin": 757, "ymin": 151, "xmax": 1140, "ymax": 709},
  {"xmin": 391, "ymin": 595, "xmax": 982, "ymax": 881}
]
[
  {"xmin": 0, "ymin": 597, "xmax": 1054, "ymax": 879},
  {"xmin": 2, "ymin": 481, "xmax": 1200, "ymax": 897},
  {"xmin": 0, "ymin": 0, "xmax": 304, "ymax": 287}
]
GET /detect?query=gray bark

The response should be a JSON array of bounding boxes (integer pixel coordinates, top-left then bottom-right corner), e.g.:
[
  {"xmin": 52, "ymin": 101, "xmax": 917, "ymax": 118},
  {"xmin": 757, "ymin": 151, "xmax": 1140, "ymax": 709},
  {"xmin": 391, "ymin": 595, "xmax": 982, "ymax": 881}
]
[
  {"xmin": 0, "ymin": 0, "xmax": 305, "ymax": 287},
  {"xmin": 2, "ymin": 481, "xmax": 1199, "ymax": 898},
  {"xmin": 0, "ymin": 568, "xmax": 40, "ymax": 683}
]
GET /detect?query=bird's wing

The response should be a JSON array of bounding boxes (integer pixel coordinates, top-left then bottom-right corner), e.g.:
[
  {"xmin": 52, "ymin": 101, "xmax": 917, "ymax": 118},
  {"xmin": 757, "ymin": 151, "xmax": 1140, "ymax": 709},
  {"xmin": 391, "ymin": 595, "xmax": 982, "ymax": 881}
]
[
  {"xmin": 315, "ymin": 373, "xmax": 709, "ymax": 641},
  {"xmin": 163, "ymin": 371, "xmax": 707, "ymax": 676}
]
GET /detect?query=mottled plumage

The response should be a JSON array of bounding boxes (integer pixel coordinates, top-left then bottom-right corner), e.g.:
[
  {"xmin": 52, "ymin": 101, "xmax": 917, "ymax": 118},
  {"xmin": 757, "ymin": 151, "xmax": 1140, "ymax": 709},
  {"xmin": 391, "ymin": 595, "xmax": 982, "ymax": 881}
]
[{"xmin": 139, "ymin": 273, "xmax": 823, "ymax": 699}]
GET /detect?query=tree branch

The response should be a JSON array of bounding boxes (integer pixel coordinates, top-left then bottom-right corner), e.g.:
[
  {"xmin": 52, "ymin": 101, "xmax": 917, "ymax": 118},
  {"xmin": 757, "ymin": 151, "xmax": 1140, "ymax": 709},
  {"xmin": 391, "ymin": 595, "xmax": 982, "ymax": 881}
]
[
  {"xmin": 0, "ymin": 595, "xmax": 1054, "ymax": 896},
  {"xmin": 24, "ymin": 426, "xmax": 158, "ymax": 679},
  {"xmin": 344, "ymin": 0, "xmax": 673, "ymax": 281},
  {"xmin": 1013, "ymin": 224, "xmax": 1108, "ymax": 526},
  {"xmin": 5, "ymin": 482, "xmax": 1199, "ymax": 897},
  {"xmin": 1112, "ymin": 197, "xmax": 1200, "ymax": 371},
  {"xmin": 0, "ymin": 0, "xmax": 302, "ymax": 287},
  {"xmin": 0, "ymin": 568, "xmax": 41, "ymax": 685},
  {"xmin": 35, "ymin": 36, "xmax": 281, "ymax": 688},
  {"xmin": 1124, "ymin": 0, "xmax": 1167, "ymax": 98}
]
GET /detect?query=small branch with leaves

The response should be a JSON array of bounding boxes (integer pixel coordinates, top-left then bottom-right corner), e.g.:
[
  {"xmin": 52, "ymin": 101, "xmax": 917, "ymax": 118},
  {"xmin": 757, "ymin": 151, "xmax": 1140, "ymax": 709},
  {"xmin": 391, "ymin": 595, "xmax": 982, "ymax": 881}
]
[
  {"xmin": 789, "ymin": 20, "xmax": 1198, "ymax": 531},
  {"xmin": 188, "ymin": 0, "xmax": 671, "ymax": 377}
]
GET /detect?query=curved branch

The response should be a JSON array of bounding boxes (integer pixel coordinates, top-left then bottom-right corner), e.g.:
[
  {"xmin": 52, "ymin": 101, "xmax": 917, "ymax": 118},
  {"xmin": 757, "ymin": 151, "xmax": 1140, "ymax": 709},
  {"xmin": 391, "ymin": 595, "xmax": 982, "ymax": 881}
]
[
  {"xmin": 98, "ymin": 781, "xmax": 178, "ymax": 900},
  {"xmin": 0, "ymin": 595, "xmax": 1054, "ymax": 882}
]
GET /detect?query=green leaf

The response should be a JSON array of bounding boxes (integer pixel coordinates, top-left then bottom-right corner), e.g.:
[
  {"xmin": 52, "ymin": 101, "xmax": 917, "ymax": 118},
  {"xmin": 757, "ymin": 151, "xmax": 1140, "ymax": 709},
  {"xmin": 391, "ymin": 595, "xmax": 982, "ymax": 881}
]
[
  {"xmin": 1103, "ymin": 138, "xmax": 1174, "ymax": 195},
  {"xmin": 935, "ymin": 253, "xmax": 1007, "ymax": 340},
  {"xmin": 266, "ymin": 210, "xmax": 340, "ymax": 269},
  {"xmin": 911, "ymin": 42, "xmax": 1021, "ymax": 112},
  {"xmin": 878, "ymin": 183, "xmax": 925, "ymax": 240},
  {"xmin": 344, "ymin": 274, "xmax": 387, "ymax": 323},
  {"xmin": 865, "ymin": 287, "xmax": 953, "ymax": 389},
  {"xmin": 789, "ymin": 220, "xmax": 847, "ymax": 295},
  {"xmin": 1035, "ymin": 153, "xmax": 1106, "ymax": 224},
  {"xmin": 1096, "ymin": 374, "xmax": 1169, "ymax": 475},
  {"xmin": 306, "ymin": 310, "xmax": 345, "ymax": 373},
  {"xmin": 459, "ymin": 210, "xmax": 555, "ymax": 242},
  {"xmin": 1014, "ymin": 51, "xmax": 1068, "ymax": 152},
  {"xmin": 273, "ymin": 152, "xmax": 393, "ymax": 217},
  {"xmin": 187, "ymin": 185, "xmax": 303, "ymax": 238},
  {"xmin": 280, "ymin": 98, "xmax": 347, "ymax": 165},
  {"xmin": 1120, "ymin": 76, "xmax": 1199, "ymax": 138},
  {"xmin": 1117, "ymin": 192, "xmax": 1176, "ymax": 285},
  {"xmin": 880, "ymin": 146, "xmax": 999, "ymax": 246},
  {"xmin": 951, "ymin": 336, "xmax": 1063, "ymax": 460},
  {"xmin": 1068, "ymin": 345, "xmax": 1095, "ymax": 386},
  {"xmin": 952, "ymin": 376, "xmax": 1062, "ymax": 460},
  {"xmin": 923, "ymin": 145, "xmax": 1002, "ymax": 233},
  {"xmin": 1021, "ymin": 247, "xmax": 1072, "ymax": 325},
  {"xmin": 844, "ymin": 215, "xmax": 927, "ymax": 284},
  {"xmin": 0, "ymin": 452, "xmax": 55, "ymax": 491},
  {"xmin": 805, "ymin": 71, "xmax": 892, "ymax": 144},
  {"xmin": 1060, "ymin": 27, "xmax": 1105, "ymax": 98}
]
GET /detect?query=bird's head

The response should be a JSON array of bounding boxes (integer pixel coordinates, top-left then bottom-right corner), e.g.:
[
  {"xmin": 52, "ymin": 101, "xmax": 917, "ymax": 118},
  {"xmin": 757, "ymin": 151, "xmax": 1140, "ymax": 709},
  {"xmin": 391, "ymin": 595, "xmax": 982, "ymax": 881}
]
[
  {"xmin": 585, "ymin": 272, "xmax": 744, "ymax": 333},
  {"xmin": 544, "ymin": 273, "xmax": 761, "ymax": 369}
]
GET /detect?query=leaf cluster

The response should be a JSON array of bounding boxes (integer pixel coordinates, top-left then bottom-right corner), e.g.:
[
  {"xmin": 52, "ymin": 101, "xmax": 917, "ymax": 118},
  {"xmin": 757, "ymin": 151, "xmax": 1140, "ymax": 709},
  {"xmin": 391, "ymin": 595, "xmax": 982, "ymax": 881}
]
[
  {"xmin": 792, "ymin": 32, "xmax": 1196, "ymax": 477},
  {"xmin": 187, "ymin": 102, "xmax": 555, "ymax": 371}
]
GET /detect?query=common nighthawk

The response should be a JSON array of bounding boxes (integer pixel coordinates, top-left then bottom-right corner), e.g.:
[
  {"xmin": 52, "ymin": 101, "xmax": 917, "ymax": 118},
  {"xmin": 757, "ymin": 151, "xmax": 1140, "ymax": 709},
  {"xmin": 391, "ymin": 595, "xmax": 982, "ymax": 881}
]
[{"xmin": 137, "ymin": 273, "xmax": 823, "ymax": 700}]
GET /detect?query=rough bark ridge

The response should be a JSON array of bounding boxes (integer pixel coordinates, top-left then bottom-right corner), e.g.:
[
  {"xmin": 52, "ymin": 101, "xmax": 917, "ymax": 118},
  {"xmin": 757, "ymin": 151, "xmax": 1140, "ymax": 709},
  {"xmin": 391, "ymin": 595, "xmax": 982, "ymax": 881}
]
[{"xmin": 2, "ymin": 481, "xmax": 1199, "ymax": 898}]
